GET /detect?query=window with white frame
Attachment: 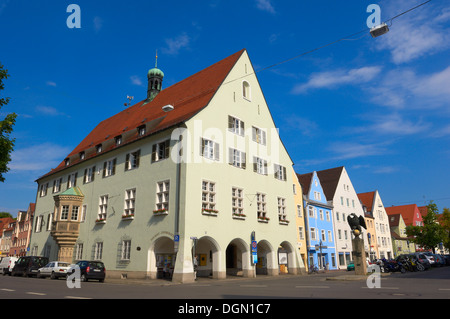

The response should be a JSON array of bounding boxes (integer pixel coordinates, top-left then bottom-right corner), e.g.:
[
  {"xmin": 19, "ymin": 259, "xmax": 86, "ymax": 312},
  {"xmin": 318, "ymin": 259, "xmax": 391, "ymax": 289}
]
[
  {"xmin": 46, "ymin": 213, "xmax": 53, "ymax": 231},
  {"xmin": 124, "ymin": 188, "xmax": 136, "ymax": 216},
  {"xmin": 321, "ymin": 229, "xmax": 326, "ymax": 241},
  {"xmin": 53, "ymin": 178, "xmax": 62, "ymax": 193},
  {"xmin": 202, "ymin": 181, "xmax": 216, "ymax": 211},
  {"xmin": 125, "ymin": 150, "xmax": 140, "ymax": 171},
  {"xmin": 297, "ymin": 205, "xmax": 302, "ymax": 218},
  {"xmin": 328, "ymin": 230, "xmax": 333, "ymax": 242},
  {"xmin": 298, "ymin": 227, "xmax": 304, "ymax": 240},
  {"xmin": 200, "ymin": 138, "xmax": 220, "ymax": 161},
  {"xmin": 319, "ymin": 209, "xmax": 324, "ymax": 220},
  {"xmin": 252, "ymin": 126, "xmax": 266, "ymax": 145},
  {"xmin": 228, "ymin": 148, "xmax": 246, "ymax": 169},
  {"xmin": 67, "ymin": 172, "xmax": 77, "ymax": 188},
  {"xmin": 156, "ymin": 181, "xmax": 169, "ymax": 211},
  {"xmin": 35, "ymin": 215, "xmax": 43, "ymax": 232},
  {"xmin": 103, "ymin": 159, "xmax": 116, "ymax": 177},
  {"xmin": 75, "ymin": 243, "xmax": 83, "ymax": 260},
  {"xmin": 121, "ymin": 240, "xmax": 131, "ymax": 260},
  {"xmin": 39, "ymin": 183, "xmax": 48, "ymax": 197},
  {"xmin": 84, "ymin": 166, "xmax": 96, "ymax": 184},
  {"xmin": 274, "ymin": 164, "xmax": 287, "ymax": 181},
  {"xmin": 61, "ymin": 206, "xmax": 69, "ymax": 220},
  {"xmin": 310, "ymin": 227, "xmax": 316, "ymax": 240},
  {"xmin": 326, "ymin": 210, "xmax": 330, "ymax": 221},
  {"xmin": 256, "ymin": 193, "xmax": 267, "ymax": 220},
  {"xmin": 232, "ymin": 187, "xmax": 244, "ymax": 216},
  {"xmin": 81, "ymin": 205, "xmax": 87, "ymax": 222},
  {"xmin": 152, "ymin": 140, "xmax": 170, "ymax": 162},
  {"xmin": 278, "ymin": 197, "xmax": 287, "ymax": 222},
  {"xmin": 71, "ymin": 206, "xmax": 79, "ymax": 221},
  {"xmin": 228, "ymin": 115, "xmax": 245, "ymax": 136},
  {"xmin": 94, "ymin": 242, "xmax": 103, "ymax": 260},
  {"xmin": 308, "ymin": 206, "xmax": 314, "ymax": 218},
  {"xmin": 98, "ymin": 195, "xmax": 108, "ymax": 221},
  {"xmin": 253, "ymin": 156, "xmax": 267, "ymax": 175}
]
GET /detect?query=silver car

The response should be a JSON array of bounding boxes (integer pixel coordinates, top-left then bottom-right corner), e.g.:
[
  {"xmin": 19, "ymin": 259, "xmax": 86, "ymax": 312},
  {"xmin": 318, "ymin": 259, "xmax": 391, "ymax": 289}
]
[{"xmin": 37, "ymin": 261, "xmax": 71, "ymax": 279}]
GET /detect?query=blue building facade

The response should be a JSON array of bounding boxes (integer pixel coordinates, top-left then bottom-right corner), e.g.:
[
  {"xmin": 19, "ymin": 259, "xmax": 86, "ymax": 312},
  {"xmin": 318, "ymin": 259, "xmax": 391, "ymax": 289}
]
[{"xmin": 298, "ymin": 171, "xmax": 337, "ymax": 270}]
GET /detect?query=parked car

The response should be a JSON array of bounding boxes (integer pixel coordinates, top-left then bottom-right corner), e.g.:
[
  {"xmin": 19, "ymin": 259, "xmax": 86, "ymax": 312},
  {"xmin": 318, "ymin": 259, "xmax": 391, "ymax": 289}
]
[
  {"xmin": 68, "ymin": 260, "xmax": 106, "ymax": 282},
  {"xmin": 434, "ymin": 254, "xmax": 446, "ymax": 267},
  {"xmin": 444, "ymin": 255, "xmax": 450, "ymax": 266},
  {"xmin": 37, "ymin": 261, "xmax": 71, "ymax": 279},
  {"xmin": 0, "ymin": 257, "xmax": 19, "ymax": 275},
  {"xmin": 423, "ymin": 252, "xmax": 436, "ymax": 266},
  {"xmin": 11, "ymin": 256, "xmax": 49, "ymax": 277},
  {"xmin": 347, "ymin": 261, "xmax": 355, "ymax": 271}
]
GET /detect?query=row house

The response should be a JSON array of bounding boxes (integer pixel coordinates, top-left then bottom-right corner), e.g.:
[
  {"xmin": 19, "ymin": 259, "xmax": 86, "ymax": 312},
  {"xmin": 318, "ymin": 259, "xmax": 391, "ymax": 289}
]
[
  {"xmin": 388, "ymin": 213, "xmax": 416, "ymax": 257},
  {"xmin": 0, "ymin": 217, "xmax": 16, "ymax": 257},
  {"xmin": 292, "ymin": 169, "xmax": 307, "ymax": 269},
  {"xmin": 8, "ymin": 203, "xmax": 35, "ymax": 257},
  {"xmin": 358, "ymin": 191, "xmax": 393, "ymax": 260},
  {"xmin": 30, "ymin": 49, "xmax": 305, "ymax": 283},
  {"xmin": 297, "ymin": 171, "xmax": 336, "ymax": 270}
]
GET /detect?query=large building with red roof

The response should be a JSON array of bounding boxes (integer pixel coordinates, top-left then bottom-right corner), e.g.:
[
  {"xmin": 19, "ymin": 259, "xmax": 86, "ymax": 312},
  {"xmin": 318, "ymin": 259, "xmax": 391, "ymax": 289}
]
[{"xmin": 29, "ymin": 49, "xmax": 305, "ymax": 282}]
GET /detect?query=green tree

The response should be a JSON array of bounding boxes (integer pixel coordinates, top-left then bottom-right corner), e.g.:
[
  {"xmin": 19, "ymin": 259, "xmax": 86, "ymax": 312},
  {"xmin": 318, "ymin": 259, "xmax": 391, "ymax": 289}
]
[
  {"xmin": 0, "ymin": 62, "xmax": 17, "ymax": 182},
  {"xmin": 0, "ymin": 212, "xmax": 13, "ymax": 218},
  {"xmin": 406, "ymin": 202, "xmax": 446, "ymax": 253},
  {"xmin": 441, "ymin": 207, "xmax": 450, "ymax": 251}
]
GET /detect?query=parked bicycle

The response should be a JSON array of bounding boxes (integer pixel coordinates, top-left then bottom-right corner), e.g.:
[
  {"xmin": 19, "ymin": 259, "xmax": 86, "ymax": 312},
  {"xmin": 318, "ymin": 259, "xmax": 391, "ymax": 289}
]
[{"xmin": 308, "ymin": 265, "xmax": 319, "ymax": 274}]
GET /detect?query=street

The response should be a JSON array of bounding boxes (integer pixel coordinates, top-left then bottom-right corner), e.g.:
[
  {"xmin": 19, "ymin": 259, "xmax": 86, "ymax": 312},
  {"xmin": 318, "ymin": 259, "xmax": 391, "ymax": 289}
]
[{"xmin": 1, "ymin": 266, "xmax": 449, "ymax": 300}]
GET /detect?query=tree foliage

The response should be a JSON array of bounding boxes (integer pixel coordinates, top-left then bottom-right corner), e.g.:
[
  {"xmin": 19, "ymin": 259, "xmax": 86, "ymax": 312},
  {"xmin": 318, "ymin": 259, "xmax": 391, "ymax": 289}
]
[
  {"xmin": 0, "ymin": 62, "xmax": 17, "ymax": 182},
  {"xmin": 441, "ymin": 207, "xmax": 450, "ymax": 251},
  {"xmin": 406, "ymin": 202, "xmax": 446, "ymax": 253}
]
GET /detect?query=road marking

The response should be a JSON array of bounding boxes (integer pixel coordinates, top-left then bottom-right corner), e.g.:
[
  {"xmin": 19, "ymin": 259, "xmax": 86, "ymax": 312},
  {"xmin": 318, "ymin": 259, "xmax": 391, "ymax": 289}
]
[
  {"xmin": 295, "ymin": 286, "xmax": 329, "ymax": 289},
  {"xmin": 240, "ymin": 284, "xmax": 268, "ymax": 288},
  {"xmin": 361, "ymin": 286, "xmax": 399, "ymax": 290},
  {"xmin": 1, "ymin": 289, "xmax": 15, "ymax": 292},
  {"xmin": 26, "ymin": 292, "xmax": 46, "ymax": 296},
  {"xmin": 438, "ymin": 288, "xmax": 450, "ymax": 291},
  {"xmin": 65, "ymin": 296, "xmax": 93, "ymax": 299}
]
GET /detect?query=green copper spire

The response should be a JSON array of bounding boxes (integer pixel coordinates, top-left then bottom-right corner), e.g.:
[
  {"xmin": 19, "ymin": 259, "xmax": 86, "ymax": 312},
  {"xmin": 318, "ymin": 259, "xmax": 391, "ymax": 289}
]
[{"xmin": 146, "ymin": 50, "xmax": 164, "ymax": 102}]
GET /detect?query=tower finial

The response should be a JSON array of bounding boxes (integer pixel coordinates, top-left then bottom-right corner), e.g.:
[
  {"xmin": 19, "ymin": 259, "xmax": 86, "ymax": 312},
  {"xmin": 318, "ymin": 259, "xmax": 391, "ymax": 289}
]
[{"xmin": 155, "ymin": 50, "xmax": 158, "ymax": 68}]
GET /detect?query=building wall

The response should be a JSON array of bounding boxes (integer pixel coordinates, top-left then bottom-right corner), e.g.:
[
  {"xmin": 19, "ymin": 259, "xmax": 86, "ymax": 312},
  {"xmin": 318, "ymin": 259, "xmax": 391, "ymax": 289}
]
[
  {"xmin": 372, "ymin": 191, "xmax": 393, "ymax": 259},
  {"xmin": 331, "ymin": 168, "xmax": 366, "ymax": 269},
  {"xmin": 293, "ymin": 170, "xmax": 307, "ymax": 269},
  {"xmin": 304, "ymin": 172, "xmax": 336, "ymax": 270}
]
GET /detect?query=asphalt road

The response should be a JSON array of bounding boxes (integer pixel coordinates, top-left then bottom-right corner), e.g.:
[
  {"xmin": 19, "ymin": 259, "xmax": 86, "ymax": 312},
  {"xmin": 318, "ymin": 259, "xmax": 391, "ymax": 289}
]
[{"xmin": 1, "ymin": 266, "xmax": 449, "ymax": 301}]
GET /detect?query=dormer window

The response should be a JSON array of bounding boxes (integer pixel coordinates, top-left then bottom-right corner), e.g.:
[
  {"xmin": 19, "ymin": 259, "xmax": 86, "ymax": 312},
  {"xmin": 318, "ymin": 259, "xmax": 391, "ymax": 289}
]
[
  {"xmin": 96, "ymin": 144, "xmax": 102, "ymax": 153},
  {"xmin": 138, "ymin": 125, "xmax": 146, "ymax": 137},
  {"xmin": 65, "ymin": 158, "xmax": 70, "ymax": 167},
  {"xmin": 79, "ymin": 152, "xmax": 85, "ymax": 160},
  {"xmin": 115, "ymin": 135, "xmax": 122, "ymax": 146}
]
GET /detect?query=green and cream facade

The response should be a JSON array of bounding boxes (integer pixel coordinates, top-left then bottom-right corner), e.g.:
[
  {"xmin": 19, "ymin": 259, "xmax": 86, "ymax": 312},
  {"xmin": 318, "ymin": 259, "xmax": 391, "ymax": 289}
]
[{"xmin": 30, "ymin": 50, "xmax": 305, "ymax": 283}]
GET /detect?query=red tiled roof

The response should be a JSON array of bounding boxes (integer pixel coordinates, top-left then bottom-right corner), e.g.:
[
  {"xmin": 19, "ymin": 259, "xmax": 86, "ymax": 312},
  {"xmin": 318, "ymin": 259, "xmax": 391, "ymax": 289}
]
[
  {"xmin": 37, "ymin": 49, "xmax": 246, "ymax": 181},
  {"xmin": 385, "ymin": 204, "xmax": 421, "ymax": 226},
  {"xmin": 357, "ymin": 191, "xmax": 376, "ymax": 212}
]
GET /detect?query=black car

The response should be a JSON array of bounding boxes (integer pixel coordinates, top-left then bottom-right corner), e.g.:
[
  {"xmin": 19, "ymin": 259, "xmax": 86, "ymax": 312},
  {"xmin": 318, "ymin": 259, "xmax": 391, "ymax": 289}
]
[
  {"xmin": 69, "ymin": 260, "xmax": 106, "ymax": 282},
  {"xmin": 12, "ymin": 256, "xmax": 49, "ymax": 277}
]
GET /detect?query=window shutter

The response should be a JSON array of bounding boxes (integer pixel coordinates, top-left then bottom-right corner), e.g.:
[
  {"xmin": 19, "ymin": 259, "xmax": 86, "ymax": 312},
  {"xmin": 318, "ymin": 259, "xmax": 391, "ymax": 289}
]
[
  {"xmin": 84, "ymin": 169, "xmax": 88, "ymax": 184},
  {"xmin": 240, "ymin": 121, "xmax": 245, "ymax": 136},
  {"xmin": 91, "ymin": 166, "xmax": 96, "ymax": 182},
  {"xmin": 136, "ymin": 150, "xmax": 141, "ymax": 168},
  {"xmin": 228, "ymin": 116, "xmax": 233, "ymax": 131},
  {"xmin": 214, "ymin": 142, "xmax": 220, "ymax": 161},
  {"xmin": 253, "ymin": 156, "xmax": 257, "ymax": 172},
  {"xmin": 252, "ymin": 127, "xmax": 256, "ymax": 142},
  {"xmin": 228, "ymin": 148, "xmax": 233, "ymax": 165},
  {"xmin": 242, "ymin": 152, "xmax": 246, "ymax": 169},
  {"xmin": 264, "ymin": 161, "xmax": 268, "ymax": 175},
  {"xmin": 151, "ymin": 144, "xmax": 157, "ymax": 162},
  {"xmin": 103, "ymin": 162, "xmax": 107, "ymax": 177},
  {"xmin": 200, "ymin": 138, "xmax": 205, "ymax": 157},
  {"xmin": 283, "ymin": 166, "xmax": 287, "ymax": 181},
  {"xmin": 112, "ymin": 158, "xmax": 116, "ymax": 175},
  {"xmin": 164, "ymin": 140, "xmax": 170, "ymax": 159},
  {"xmin": 125, "ymin": 154, "xmax": 130, "ymax": 171},
  {"xmin": 262, "ymin": 130, "xmax": 266, "ymax": 145}
]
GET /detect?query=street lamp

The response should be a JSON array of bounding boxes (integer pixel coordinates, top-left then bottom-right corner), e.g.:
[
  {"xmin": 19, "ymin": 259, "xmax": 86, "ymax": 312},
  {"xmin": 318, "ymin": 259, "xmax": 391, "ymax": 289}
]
[{"xmin": 370, "ymin": 23, "xmax": 390, "ymax": 38}]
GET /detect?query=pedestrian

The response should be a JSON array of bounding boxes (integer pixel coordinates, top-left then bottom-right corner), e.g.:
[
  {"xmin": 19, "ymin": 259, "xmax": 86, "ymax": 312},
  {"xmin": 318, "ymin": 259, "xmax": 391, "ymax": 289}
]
[{"xmin": 193, "ymin": 254, "xmax": 198, "ymax": 280}]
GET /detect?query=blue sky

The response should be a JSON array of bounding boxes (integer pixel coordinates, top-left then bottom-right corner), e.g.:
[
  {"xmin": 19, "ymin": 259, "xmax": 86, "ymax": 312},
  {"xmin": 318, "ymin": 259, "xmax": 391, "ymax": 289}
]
[{"xmin": 1, "ymin": 0, "xmax": 449, "ymax": 216}]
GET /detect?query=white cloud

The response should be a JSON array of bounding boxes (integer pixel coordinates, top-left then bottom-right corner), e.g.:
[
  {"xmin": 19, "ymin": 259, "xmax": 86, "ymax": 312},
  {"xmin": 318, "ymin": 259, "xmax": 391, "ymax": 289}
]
[
  {"xmin": 256, "ymin": 0, "xmax": 275, "ymax": 14},
  {"xmin": 9, "ymin": 143, "xmax": 71, "ymax": 173},
  {"xmin": 284, "ymin": 115, "xmax": 318, "ymax": 137},
  {"xmin": 162, "ymin": 33, "xmax": 190, "ymax": 55},
  {"xmin": 130, "ymin": 75, "xmax": 143, "ymax": 86},
  {"xmin": 327, "ymin": 141, "xmax": 388, "ymax": 160},
  {"xmin": 292, "ymin": 66, "xmax": 381, "ymax": 94},
  {"xmin": 46, "ymin": 81, "xmax": 57, "ymax": 87},
  {"xmin": 376, "ymin": 0, "xmax": 450, "ymax": 64},
  {"xmin": 35, "ymin": 105, "xmax": 68, "ymax": 117}
]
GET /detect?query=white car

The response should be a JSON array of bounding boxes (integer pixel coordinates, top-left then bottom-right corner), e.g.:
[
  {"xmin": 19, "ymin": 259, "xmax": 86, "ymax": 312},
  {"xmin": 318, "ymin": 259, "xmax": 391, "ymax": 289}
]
[
  {"xmin": 0, "ymin": 257, "xmax": 18, "ymax": 275},
  {"xmin": 37, "ymin": 261, "xmax": 71, "ymax": 279}
]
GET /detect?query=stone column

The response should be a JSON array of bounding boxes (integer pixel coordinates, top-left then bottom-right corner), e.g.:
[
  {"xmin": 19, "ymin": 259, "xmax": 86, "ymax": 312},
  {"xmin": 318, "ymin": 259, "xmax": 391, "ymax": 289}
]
[{"xmin": 352, "ymin": 237, "xmax": 367, "ymax": 275}]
